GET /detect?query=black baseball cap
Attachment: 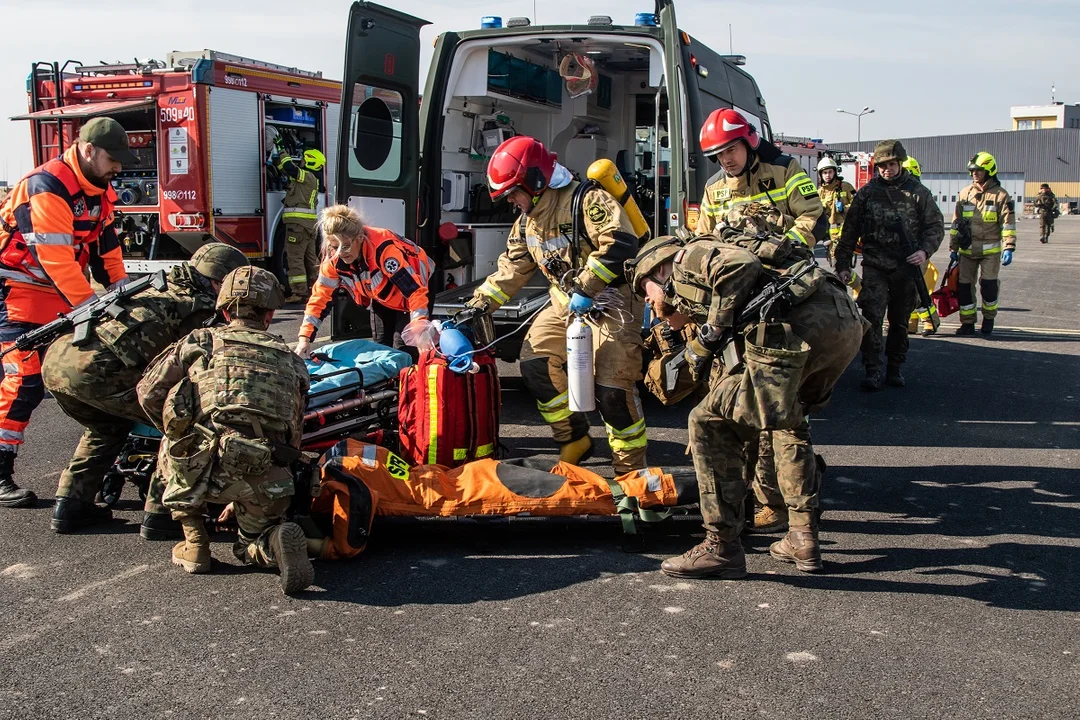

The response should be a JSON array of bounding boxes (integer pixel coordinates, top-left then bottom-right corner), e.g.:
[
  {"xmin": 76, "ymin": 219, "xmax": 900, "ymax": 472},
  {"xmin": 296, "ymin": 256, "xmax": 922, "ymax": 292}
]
[{"xmin": 79, "ymin": 117, "xmax": 137, "ymax": 165}]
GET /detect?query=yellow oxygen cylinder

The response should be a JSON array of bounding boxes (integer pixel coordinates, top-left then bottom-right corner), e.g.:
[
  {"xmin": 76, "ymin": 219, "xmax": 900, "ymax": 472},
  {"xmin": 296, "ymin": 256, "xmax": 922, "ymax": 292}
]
[{"xmin": 587, "ymin": 159, "xmax": 650, "ymax": 240}]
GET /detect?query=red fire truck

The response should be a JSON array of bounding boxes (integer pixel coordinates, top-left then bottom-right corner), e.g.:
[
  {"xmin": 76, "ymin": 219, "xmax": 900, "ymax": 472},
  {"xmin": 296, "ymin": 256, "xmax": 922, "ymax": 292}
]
[{"xmin": 14, "ymin": 50, "xmax": 343, "ymax": 276}]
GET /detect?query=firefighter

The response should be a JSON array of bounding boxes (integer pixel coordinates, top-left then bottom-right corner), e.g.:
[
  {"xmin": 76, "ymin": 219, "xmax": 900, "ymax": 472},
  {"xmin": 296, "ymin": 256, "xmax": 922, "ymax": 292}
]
[
  {"xmin": 1033, "ymin": 183, "xmax": 1057, "ymax": 244},
  {"xmin": 463, "ymin": 136, "xmax": 647, "ymax": 474},
  {"xmin": 695, "ymin": 109, "xmax": 826, "ymax": 247},
  {"xmin": 693, "ymin": 109, "xmax": 827, "ymax": 534},
  {"xmin": 295, "ymin": 204, "xmax": 435, "ymax": 358},
  {"xmin": 902, "ymin": 156, "xmax": 941, "ymax": 336},
  {"xmin": 0, "ymin": 117, "xmax": 131, "ymax": 508},
  {"xmin": 816, "ymin": 155, "xmax": 855, "ymax": 261},
  {"xmin": 270, "ymin": 128, "xmax": 323, "ymax": 301},
  {"xmin": 950, "ymin": 152, "xmax": 1016, "ymax": 336}
]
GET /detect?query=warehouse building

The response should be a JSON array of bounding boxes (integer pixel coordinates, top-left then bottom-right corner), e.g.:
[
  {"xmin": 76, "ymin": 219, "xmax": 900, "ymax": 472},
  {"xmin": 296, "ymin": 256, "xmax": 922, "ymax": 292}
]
[{"xmin": 831, "ymin": 126, "xmax": 1079, "ymax": 217}]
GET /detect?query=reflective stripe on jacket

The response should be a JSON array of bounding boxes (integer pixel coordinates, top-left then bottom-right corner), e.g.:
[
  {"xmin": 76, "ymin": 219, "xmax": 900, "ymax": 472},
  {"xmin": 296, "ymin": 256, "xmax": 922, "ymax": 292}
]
[{"xmin": 0, "ymin": 145, "xmax": 127, "ymax": 324}]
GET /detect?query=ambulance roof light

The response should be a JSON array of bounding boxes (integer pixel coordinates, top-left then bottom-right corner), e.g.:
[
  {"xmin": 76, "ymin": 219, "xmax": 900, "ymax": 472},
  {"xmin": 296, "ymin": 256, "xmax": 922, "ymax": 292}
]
[
  {"xmin": 721, "ymin": 54, "xmax": 747, "ymax": 66},
  {"xmin": 588, "ymin": 15, "xmax": 613, "ymax": 26},
  {"xmin": 481, "ymin": 16, "xmax": 502, "ymax": 28},
  {"xmin": 634, "ymin": 12, "xmax": 658, "ymax": 26},
  {"xmin": 506, "ymin": 16, "xmax": 531, "ymax": 27}
]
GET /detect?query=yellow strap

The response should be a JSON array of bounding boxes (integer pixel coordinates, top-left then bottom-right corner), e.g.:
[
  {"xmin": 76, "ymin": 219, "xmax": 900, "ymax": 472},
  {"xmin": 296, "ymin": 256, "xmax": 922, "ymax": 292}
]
[
  {"xmin": 427, "ymin": 364, "xmax": 440, "ymax": 464},
  {"xmin": 476, "ymin": 443, "xmax": 494, "ymax": 458}
]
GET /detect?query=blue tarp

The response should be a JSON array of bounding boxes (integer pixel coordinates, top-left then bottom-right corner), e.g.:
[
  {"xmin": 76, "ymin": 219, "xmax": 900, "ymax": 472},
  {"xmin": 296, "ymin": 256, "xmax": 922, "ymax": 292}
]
[{"xmin": 305, "ymin": 339, "xmax": 412, "ymax": 409}]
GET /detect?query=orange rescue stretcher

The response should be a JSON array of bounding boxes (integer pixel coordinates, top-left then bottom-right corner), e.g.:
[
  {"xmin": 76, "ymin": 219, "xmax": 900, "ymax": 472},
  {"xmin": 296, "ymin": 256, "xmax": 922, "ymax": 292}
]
[{"xmin": 300, "ymin": 439, "xmax": 699, "ymax": 560}]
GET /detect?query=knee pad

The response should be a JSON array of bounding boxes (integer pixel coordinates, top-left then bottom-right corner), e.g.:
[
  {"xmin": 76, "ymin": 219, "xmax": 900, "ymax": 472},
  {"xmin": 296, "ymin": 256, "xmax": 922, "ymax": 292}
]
[
  {"xmin": 596, "ymin": 385, "xmax": 636, "ymax": 431},
  {"xmin": 957, "ymin": 282, "xmax": 974, "ymax": 306},
  {"xmin": 519, "ymin": 357, "xmax": 561, "ymax": 402},
  {"xmin": 979, "ymin": 278, "xmax": 999, "ymax": 303}
]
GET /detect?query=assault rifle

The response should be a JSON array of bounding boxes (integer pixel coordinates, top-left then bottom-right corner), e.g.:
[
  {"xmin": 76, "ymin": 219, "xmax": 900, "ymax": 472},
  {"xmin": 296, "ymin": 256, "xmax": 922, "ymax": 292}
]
[{"xmin": 2, "ymin": 270, "xmax": 168, "ymax": 357}]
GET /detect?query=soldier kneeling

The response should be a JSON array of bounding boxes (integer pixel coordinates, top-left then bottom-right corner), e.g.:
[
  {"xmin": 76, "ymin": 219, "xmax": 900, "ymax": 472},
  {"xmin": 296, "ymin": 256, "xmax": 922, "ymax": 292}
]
[
  {"xmin": 137, "ymin": 266, "xmax": 314, "ymax": 594},
  {"xmin": 627, "ymin": 222, "xmax": 867, "ymax": 577}
]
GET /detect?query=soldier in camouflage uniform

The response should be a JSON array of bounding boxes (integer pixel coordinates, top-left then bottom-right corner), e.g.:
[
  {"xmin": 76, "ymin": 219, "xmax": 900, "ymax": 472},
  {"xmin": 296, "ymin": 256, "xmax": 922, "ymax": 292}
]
[
  {"xmin": 835, "ymin": 140, "xmax": 944, "ymax": 391},
  {"xmin": 41, "ymin": 243, "xmax": 249, "ymax": 534},
  {"xmin": 627, "ymin": 216, "xmax": 866, "ymax": 577},
  {"xmin": 1033, "ymin": 184, "xmax": 1057, "ymax": 244},
  {"xmin": 137, "ymin": 266, "xmax": 313, "ymax": 594}
]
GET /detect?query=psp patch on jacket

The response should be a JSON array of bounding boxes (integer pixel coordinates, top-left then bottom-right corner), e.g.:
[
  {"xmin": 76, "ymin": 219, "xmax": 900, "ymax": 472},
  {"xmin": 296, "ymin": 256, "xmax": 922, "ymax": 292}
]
[{"xmin": 586, "ymin": 203, "xmax": 611, "ymax": 225}]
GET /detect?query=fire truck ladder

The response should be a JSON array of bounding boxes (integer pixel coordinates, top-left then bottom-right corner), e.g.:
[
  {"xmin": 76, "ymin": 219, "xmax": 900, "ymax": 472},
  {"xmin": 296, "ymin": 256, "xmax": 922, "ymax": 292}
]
[{"xmin": 28, "ymin": 60, "xmax": 81, "ymax": 163}]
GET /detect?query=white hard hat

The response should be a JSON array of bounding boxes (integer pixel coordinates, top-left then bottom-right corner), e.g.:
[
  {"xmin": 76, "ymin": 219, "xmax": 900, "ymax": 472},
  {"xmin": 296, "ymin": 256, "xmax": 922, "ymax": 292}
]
[{"xmin": 817, "ymin": 156, "xmax": 839, "ymax": 173}]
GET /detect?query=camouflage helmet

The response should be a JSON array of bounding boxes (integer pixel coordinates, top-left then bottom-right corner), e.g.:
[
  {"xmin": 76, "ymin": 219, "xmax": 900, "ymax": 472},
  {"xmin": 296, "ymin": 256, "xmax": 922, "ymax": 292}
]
[
  {"xmin": 189, "ymin": 242, "xmax": 249, "ymax": 282},
  {"xmin": 625, "ymin": 235, "xmax": 685, "ymax": 296},
  {"xmin": 722, "ymin": 202, "xmax": 785, "ymax": 236},
  {"xmin": 216, "ymin": 266, "xmax": 286, "ymax": 317},
  {"xmin": 873, "ymin": 139, "xmax": 908, "ymax": 165}
]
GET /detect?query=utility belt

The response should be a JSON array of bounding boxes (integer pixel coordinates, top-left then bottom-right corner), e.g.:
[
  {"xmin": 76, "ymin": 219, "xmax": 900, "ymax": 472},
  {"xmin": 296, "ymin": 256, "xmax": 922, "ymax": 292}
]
[{"xmin": 211, "ymin": 420, "xmax": 308, "ymax": 468}]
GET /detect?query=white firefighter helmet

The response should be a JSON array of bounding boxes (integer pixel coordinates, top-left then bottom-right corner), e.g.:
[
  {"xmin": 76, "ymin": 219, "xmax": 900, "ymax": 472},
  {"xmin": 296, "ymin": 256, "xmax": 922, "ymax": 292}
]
[{"xmin": 817, "ymin": 156, "xmax": 840, "ymax": 173}]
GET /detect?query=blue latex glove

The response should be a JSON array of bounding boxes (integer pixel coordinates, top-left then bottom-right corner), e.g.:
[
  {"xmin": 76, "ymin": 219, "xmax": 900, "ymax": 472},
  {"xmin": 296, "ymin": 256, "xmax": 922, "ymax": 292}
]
[
  {"xmin": 1002, "ymin": 249, "xmax": 1013, "ymax": 266},
  {"xmin": 835, "ymin": 200, "xmax": 844, "ymax": 214},
  {"xmin": 569, "ymin": 292, "xmax": 594, "ymax": 315},
  {"xmin": 950, "ymin": 251, "xmax": 959, "ymax": 262}
]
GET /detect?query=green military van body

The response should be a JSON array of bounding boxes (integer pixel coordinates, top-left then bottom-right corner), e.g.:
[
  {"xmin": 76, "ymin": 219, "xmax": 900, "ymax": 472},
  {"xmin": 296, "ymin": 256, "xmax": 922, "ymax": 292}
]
[{"xmin": 331, "ymin": 1, "xmax": 773, "ymax": 358}]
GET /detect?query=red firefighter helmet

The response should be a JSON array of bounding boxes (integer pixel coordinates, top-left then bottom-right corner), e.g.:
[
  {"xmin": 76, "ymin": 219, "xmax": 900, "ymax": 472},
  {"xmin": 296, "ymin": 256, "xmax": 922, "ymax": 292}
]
[
  {"xmin": 700, "ymin": 108, "xmax": 760, "ymax": 156},
  {"xmin": 487, "ymin": 136, "xmax": 557, "ymax": 200}
]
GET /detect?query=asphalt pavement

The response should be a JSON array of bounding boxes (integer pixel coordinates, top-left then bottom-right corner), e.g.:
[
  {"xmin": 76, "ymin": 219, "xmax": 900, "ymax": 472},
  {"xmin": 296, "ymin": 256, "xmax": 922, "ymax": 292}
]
[{"xmin": 1, "ymin": 218, "xmax": 1078, "ymax": 719}]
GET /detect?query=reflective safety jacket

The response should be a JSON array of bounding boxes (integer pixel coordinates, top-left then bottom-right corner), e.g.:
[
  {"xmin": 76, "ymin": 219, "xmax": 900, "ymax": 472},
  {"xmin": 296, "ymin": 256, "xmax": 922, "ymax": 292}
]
[
  {"xmin": 818, "ymin": 178, "xmax": 856, "ymax": 231},
  {"xmin": 0, "ymin": 145, "xmax": 127, "ymax": 325},
  {"xmin": 300, "ymin": 227, "xmax": 434, "ymax": 341},
  {"xmin": 951, "ymin": 178, "xmax": 1016, "ymax": 257},
  {"xmin": 472, "ymin": 181, "xmax": 639, "ymax": 310},
  {"xmin": 278, "ymin": 156, "xmax": 320, "ymax": 230},
  {"xmin": 695, "ymin": 143, "xmax": 826, "ymax": 247}
]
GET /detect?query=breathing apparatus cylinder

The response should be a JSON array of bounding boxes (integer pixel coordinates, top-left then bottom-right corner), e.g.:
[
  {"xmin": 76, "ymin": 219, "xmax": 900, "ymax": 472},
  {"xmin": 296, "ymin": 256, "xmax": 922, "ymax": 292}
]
[
  {"xmin": 566, "ymin": 313, "xmax": 595, "ymax": 412},
  {"xmin": 587, "ymin": 159, "xmax": 650, "ymax": 240}
]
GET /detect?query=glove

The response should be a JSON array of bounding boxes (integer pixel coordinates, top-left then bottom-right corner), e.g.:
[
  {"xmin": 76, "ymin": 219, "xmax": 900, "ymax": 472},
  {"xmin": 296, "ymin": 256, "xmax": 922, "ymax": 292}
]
[
  {"xmin": 683, "ymin": 337, "xmax": 714, "ymax": 383},
  {"xmin": 834, "ymin": 200, "xmax": 844, "ymax": 214},
  {"xmin": 569, "ymin": 292, "xmax": 594, "ymax": 315},
  {"xmin": 401, "ymin": 318, "xmax": 437, "ymax": 352},
  {"xmin": 106, "ymin": 277, "xmax": 130, "ymax": 292},
  {"xmin": 456, "ymin": 304, "xmax": 486, "ymax": 324},
  {"xmin": 294, "ymin": 338, "xmax": 313, "ymax": 359},
  {"xmin": 1002, "ymin": 249, "xmax": 1013, "ymax": 266},
  {"xmin": 950, "ymin": 251, "xmax": 959, "ymax": 262}
]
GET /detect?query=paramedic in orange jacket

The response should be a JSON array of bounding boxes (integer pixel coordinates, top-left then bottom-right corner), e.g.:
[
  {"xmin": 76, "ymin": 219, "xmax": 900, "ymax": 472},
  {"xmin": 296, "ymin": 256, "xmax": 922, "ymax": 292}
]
[
  {"xmin": 295, "ymin": 204, "xmax": 434, "ymax": 358},
  {"xmin": 0, "ymin": 117, "xmax": 131, "ymax": 507}
]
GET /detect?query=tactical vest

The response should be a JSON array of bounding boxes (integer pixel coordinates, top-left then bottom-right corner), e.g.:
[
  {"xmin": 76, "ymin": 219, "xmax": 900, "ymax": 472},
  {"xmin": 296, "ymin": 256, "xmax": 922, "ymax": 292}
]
[
  {"xmin": 93, "ymin": 283, "xmax": 213, "ymax": 368},
  {"xmin": 190, "ymin": 328, "xmax": 305, "ymax": 436}
]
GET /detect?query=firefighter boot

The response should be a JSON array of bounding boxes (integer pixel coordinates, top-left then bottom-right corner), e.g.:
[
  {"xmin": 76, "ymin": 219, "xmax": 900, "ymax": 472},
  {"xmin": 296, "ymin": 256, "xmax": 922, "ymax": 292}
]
[
  {"xmin": 660, "ymin": 532, "xmax": 747, "ymax": 579},
  {"xmin": 769, "ymin": 525, "xmax": 823, "ymax": 573},
  {"xmin": 860, "ymin": 369, "xmax": 884, "ymax": 392},
  {"xmin": 0, "ymin": 452, "xmax": 36, "ymax": 508},
  {"xmin": 907, "ymin": 314, "xmax": 919, "ymax": 334},
  {"xmin": 171, "ymin": 516, "xmax": 212, "ymax": 574},
  {"xmin": 558, "ymin": 435, "xmax": 594, "ymax": 466},
  {"xmin": 955, "ymin": 324, "xmax": 976, "ymax": 336},
  {"xmin": 50, "ymin": 497, "xmax": 112, "ymax": 533},
  {"xmin": 981, "ymin": 318, "xmax": 995, "ymax": 336},
  {"xmin": 269, "ymin": 522, "xmax": 314, "ymax": 594},
  {"xmin": 747, "ymin": 505, "xmax": 788, "ymax": 534},
  {"xmin": 886, "ymin": 366, "xmax": 905, "ymax": 388}
]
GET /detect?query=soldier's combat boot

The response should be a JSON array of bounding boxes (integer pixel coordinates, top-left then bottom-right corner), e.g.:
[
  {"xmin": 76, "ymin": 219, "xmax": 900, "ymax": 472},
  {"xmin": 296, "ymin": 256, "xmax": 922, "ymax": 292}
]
[
  {"xmin": 981, "ymin": 318, "xmax": 994, "ymax": 336},
  {"xmin": 860, "ymin": 369, "xmax": 884, "ymax": 392},
  {"xmin": 660, "ymin": 532, "xmax": 747, "ymax": 579},
  {"xmin": 558, "ymin": 435, "xmax": 594, "ymax": 465},
  {"xmin": 269, "ymin": 522, "xmax": 314, "ymax": 594},
  {"xmin": 747, "ymin": 505, "xmax": 788, "ymax": 534},
  {"xmin": 50, "ymin": 497, "xmax": 112, "ymax": 533},
  {"xmin": 0, "ymin": 452, "xmax": 36, "ymax": 508},
  {"xmin": 171, "ymin": 516, "xmax": 211, "ymax": 574},
  {"xmin": 141, "ymin": 511, "xmax": 183, "ymax": 541},
  {"xmin": 886, "ymin": 366, "xmax": 905, "ymax": 387},
  {"xmin": 955, "ymin": 324, "xmax": 976, "ymax": 336},
  {"xmin": 770, "ymin": 525, "xmax": 823, "ymax": 572}
]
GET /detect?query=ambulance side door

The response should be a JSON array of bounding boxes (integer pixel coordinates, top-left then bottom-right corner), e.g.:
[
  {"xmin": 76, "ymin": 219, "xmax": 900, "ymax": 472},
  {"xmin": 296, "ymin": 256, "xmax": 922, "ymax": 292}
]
[
  {"xmin": 337, "ymin": 1, "xmax": 429, "ymax": 240},
  {"xmin": 656, "ymin": 0, "xmax": 689, "ymax": 233}
]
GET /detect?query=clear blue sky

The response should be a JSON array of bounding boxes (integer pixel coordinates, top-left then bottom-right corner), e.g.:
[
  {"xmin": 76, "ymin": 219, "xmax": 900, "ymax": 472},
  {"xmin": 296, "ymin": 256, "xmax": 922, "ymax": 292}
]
[{"xmin": 0, "ymin": 0, "xmax": 1075, "ymax": 181}]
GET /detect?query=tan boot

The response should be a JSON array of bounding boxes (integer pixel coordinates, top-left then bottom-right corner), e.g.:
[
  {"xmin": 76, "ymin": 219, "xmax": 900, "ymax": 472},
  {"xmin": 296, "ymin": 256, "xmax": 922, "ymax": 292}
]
[
  {"xmin": 769, "ymin": 525, "xmax": 822, "ymax": 572},
  {"xmin": 747, "ymin": 505, "xmax": 788, "ymax": 534},
  {"xmin": 558, "ymin": 435, "xmax": 594, "ymax": 465},
  {"xmin": 270, "ymin": 522, "xmax": 315, "ymax": 594},
  {"xmin": 660, "ymin": 532, "xmax": 747, "ymax": 579},
  {"xmin": 171, "ymin": 516, "xmax": 211, "ymax": 574}
]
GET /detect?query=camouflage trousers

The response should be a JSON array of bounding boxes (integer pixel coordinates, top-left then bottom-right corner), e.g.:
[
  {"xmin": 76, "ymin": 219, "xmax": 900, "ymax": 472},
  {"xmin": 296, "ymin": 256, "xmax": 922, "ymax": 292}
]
[
  {"xmin": 857, "ymin": 264, "xmax": 917, "ymax": 371},
  {"xmin": 749, "ymin": 427, "xmax": 821, "ymax": 526},
  {"xmin": 1039, "ymin": 214, "xmax": 1054, "ymax": 239},
  {"xmin": 162, "ymin": 433, "xmax": 294, "ymax": 569},
  {"xmin": 690, "ymin": 281, "xmax": 865, "ymax": 538}
]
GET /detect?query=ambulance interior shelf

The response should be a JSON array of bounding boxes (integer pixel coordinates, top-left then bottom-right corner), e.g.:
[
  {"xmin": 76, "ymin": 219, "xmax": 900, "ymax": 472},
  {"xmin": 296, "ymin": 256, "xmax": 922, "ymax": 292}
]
[{"xmin": 264, "ymin": 101, "xmax": 322, "ymax": 192}]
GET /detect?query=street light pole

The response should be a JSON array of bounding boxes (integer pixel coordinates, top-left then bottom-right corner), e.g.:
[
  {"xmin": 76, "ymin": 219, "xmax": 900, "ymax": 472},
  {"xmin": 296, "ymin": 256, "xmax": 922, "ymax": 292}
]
[{"xmin": 837, "ymin": 106, "xmax": 875, "ymax": 144}]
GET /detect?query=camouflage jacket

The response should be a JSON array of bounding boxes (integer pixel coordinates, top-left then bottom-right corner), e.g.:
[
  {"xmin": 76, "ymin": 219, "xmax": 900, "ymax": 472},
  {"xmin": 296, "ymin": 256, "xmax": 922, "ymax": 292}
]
[
  {"xmin": 137, "ymin": 318, "xmax": 310, "ymax": 447},
  {"xmin": 668, "ymin": 240, "xmax": 765, "ymax": 331},
  {"xmin": 1033, "ymin": 190, "xmax": 1057, "ymax": 214},
  {"xmin": 44, "ymin": 265, "xmax": 218, "ymax": 382},
  {"xmin": 835, "ymin": 171, "xmax": 944, "ymax": 273},
  {"xmin": 472, "ymin": 181, "xmax": 641, "ymax": 310}
]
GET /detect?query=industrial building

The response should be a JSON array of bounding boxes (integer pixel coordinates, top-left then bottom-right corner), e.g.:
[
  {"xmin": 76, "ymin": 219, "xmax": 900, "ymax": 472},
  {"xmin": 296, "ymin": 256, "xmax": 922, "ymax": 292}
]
[{"xmin": 831, "ymin": 125, "xmax": 1079, "ymax": 217}]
